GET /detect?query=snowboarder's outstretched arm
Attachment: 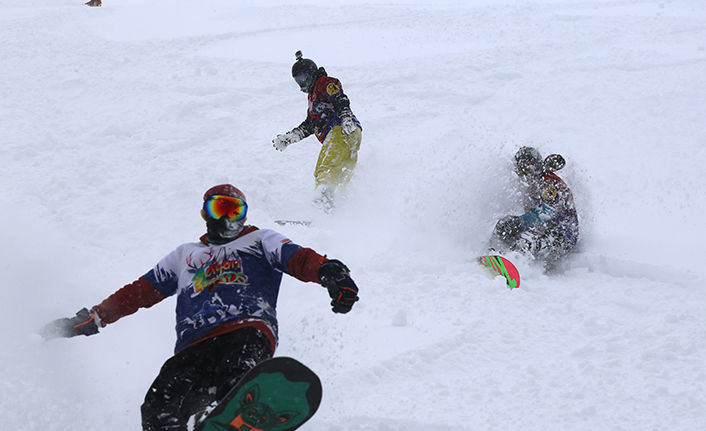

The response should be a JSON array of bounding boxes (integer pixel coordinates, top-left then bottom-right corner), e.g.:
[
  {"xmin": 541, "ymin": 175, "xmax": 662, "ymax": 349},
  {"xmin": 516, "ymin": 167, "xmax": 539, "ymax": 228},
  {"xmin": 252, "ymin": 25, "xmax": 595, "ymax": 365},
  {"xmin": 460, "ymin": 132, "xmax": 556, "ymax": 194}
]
[
  {"xmin": 38, "ymin": 307, "xmax": 100, "ymax": 339},
  {"xmin": 38, "ymin": 277, "xmax": 166, "ymax": 340},
  {"xmin": 285, "ymin": 249, "xmax": 359, "ymax": 314},
  {"xmin": 318, "ymin": 259, "xmax": 359, "ymax": 314},
  {"xmin": 272, "ymin": 117, "xmax": 314, "ymax": 151}
]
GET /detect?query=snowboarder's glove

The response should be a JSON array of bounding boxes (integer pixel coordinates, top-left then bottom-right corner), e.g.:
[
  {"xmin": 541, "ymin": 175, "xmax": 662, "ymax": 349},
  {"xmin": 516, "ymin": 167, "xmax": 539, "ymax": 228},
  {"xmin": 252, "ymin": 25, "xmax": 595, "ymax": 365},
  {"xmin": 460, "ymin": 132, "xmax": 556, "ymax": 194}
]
[
  {"xmin": 272, "ymin": 131, "xmax": 302, "ymax": 151},
  {"xmin": 39, "ymin": 307, "xmax": 100, "ymax": 340},
  {"xmin": 494, "ymin": 215, "xmax": 523, "ymax": 243},
  {"xmin": 340, "ymin": 116, "xmax": 357, "ymax": 136},
  {"xmin": 318, "ymin": 259, "xmax": 359, "ymax": 314}
]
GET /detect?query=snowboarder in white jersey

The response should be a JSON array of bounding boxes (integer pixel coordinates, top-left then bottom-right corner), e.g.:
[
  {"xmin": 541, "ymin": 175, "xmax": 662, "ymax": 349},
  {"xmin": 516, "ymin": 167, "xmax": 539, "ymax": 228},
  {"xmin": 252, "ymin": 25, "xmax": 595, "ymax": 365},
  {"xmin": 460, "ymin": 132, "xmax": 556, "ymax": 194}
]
[{"xmin": 39, "ymin": 184, "xmax": 360, "ymax": 431}]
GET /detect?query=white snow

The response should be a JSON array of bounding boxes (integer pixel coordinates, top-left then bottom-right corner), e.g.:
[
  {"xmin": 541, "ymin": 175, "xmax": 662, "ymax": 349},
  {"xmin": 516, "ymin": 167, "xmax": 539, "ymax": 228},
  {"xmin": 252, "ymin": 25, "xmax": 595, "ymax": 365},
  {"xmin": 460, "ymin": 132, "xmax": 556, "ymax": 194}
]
[{"xmin": 2, "ymin": 0, "xmax": 706, "ymax": 429}]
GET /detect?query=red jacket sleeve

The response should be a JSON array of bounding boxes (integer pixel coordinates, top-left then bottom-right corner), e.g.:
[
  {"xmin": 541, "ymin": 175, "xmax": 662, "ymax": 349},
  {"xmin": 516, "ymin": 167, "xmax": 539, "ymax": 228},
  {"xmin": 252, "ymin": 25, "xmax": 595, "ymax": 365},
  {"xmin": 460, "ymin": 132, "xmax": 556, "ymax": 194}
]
[
  {"xmin": 286, "ymin": 248, "xmax": 326, "ymax": 283},
  {"xmin": 91, "ymin": 276, "xmax": 166, "ymax": 327}
]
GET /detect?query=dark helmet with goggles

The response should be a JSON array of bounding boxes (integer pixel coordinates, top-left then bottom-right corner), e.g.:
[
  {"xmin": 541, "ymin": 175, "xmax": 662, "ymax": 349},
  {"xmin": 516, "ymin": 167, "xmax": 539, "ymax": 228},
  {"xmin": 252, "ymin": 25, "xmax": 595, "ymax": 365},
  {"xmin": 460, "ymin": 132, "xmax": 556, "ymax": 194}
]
[
  {"xmin": 514, "ymin": 146, "xmax": 544, "ymax": 177},
  {"xmin": 291, "ymin": 50, "xmax": 318, "ymax": 93}
]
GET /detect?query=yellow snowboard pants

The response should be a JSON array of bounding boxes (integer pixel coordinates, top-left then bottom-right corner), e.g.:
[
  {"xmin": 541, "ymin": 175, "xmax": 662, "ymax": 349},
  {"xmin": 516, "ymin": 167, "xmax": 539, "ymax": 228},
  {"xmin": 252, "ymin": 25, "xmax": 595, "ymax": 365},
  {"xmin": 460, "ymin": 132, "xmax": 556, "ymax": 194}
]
[{"xmin": 314, "ymin": 126, "xmax": 362, "ymax": 189}]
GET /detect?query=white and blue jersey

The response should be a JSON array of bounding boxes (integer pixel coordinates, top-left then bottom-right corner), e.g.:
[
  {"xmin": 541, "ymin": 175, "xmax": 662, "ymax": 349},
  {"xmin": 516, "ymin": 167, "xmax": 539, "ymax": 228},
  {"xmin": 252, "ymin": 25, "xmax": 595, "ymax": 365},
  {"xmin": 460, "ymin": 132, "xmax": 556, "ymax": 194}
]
[{"xmin": 143, "ymin": 228, "xmax": 303, "ymax": 354}]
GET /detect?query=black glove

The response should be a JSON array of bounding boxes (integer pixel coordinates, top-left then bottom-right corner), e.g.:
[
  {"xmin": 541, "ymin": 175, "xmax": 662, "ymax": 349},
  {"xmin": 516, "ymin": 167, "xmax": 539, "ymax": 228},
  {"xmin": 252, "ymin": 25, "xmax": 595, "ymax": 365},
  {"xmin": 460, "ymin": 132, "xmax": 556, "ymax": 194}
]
[
  {"xmin": 39, "ymin": 308, "xmax": 99, "ymax": 340},
  {"xmin": 318, "ymin": 259, "xmax": 359, "ymax": 314},
  {"xmin": 493, "ymin": 215, "xmax": 523, "ymax": 243}
]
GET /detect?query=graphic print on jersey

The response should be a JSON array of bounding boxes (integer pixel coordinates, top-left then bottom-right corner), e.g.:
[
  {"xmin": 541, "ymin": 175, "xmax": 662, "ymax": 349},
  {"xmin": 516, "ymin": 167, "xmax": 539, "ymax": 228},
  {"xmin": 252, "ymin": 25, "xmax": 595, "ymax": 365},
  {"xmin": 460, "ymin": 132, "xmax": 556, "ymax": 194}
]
[{"xmin": 187, "ymin": 247, "xmax": 249, "ymax": 294}]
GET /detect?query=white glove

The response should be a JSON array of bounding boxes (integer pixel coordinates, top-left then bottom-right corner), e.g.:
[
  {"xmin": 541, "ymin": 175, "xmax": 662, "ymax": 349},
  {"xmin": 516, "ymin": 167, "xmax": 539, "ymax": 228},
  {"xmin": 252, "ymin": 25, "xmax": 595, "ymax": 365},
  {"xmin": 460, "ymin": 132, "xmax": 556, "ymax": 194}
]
[
  {"xmin": 341, "ymin": 116, "xmax": 357, "ymax": 136},
  {"xmin": 272, "ymin": 132, "xmax": 300, "ymax": 151}
]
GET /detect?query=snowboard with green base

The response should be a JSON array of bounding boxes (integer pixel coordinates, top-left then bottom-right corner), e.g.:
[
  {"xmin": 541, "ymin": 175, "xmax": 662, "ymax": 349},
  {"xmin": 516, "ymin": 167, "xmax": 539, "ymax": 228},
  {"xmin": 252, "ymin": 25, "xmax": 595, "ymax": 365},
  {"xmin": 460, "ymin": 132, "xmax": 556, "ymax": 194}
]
[{"xmin": 194, "ymin": 357, "xmax": 322, "ymax": 431}]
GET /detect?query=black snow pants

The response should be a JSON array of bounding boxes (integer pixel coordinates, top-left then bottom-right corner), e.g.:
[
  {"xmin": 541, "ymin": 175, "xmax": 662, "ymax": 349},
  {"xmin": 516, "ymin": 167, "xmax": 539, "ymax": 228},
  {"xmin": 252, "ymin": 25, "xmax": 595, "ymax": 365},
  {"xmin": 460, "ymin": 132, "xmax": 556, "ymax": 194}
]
[{"xmin": 141, "ymin": 327, "xmax": 273, "ymax": 431}]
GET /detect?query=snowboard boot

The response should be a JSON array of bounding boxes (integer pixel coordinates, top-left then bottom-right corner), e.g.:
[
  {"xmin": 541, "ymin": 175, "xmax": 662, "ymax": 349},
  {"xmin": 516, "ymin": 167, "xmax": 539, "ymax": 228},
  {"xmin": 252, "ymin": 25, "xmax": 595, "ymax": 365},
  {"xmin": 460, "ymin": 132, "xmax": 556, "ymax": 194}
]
[
  {"xmin": 85, "ymin": 0, "xmax": 102, "ymax": 7},
  {"xmin": 313, "ymin": 186, "xmax": 335, "ymax": 213}
]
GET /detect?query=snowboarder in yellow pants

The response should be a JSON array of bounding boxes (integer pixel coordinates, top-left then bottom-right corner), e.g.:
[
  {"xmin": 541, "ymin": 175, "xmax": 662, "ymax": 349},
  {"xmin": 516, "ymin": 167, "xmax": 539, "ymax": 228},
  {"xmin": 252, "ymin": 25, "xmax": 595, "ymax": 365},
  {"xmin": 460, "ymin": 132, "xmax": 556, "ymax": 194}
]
[{"xmin": 273, "ymin": 51, "xmax": 362, "ymax": 212}]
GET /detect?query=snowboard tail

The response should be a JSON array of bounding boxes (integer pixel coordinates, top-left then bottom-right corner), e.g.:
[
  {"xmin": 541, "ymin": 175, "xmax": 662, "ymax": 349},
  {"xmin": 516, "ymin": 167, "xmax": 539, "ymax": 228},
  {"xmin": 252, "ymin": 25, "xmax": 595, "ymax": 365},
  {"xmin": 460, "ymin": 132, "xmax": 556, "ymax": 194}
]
[
  {"xmin": 478, "ymin": 255, "xmax": 520, "ymax": 289},
  {"xmin": 194, "ymin": 357, "xmax": 322, "ymax": 431},
  {"xmin": 274, "ymin": 220, "xmax": 312, "ymax": 227}
]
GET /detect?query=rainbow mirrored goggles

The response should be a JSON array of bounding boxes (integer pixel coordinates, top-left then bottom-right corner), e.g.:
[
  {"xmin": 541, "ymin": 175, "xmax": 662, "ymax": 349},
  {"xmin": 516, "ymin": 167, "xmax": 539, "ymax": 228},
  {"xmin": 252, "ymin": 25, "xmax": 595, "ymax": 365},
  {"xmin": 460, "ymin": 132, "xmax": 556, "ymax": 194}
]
[{"xmin": 203, "ymin": 195, "xmax": 248, "ymax": 221}]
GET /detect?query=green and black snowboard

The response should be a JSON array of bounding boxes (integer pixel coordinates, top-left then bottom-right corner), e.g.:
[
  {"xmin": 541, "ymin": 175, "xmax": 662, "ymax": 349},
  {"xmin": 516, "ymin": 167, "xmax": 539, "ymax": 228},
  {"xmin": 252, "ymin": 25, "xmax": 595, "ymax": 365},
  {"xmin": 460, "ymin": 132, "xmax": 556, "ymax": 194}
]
[{"xmin": 194, "ymin": 357, "xmax": 322, "ymax": 431}]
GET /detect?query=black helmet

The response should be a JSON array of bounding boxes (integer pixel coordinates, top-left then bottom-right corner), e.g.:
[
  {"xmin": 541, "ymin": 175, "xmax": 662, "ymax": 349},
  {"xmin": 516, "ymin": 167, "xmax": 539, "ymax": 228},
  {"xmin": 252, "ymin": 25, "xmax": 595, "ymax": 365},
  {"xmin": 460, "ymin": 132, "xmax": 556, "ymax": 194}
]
[
  {"xmin": 514, "ymin": 146, "xmax": 544, "ymax": 177},
  {"xmin": 291, "ymin": 50, "xmax": 318, "ymax": 93}
]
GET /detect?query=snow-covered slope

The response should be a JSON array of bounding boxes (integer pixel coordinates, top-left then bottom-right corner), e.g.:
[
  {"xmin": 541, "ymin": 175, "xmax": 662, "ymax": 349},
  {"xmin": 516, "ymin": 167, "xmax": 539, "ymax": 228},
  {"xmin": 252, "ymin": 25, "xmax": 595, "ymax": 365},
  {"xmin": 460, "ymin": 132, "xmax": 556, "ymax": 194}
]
[{"xmin": 1, "ymin": 0, "xmax": 705, "ymax": 429}]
